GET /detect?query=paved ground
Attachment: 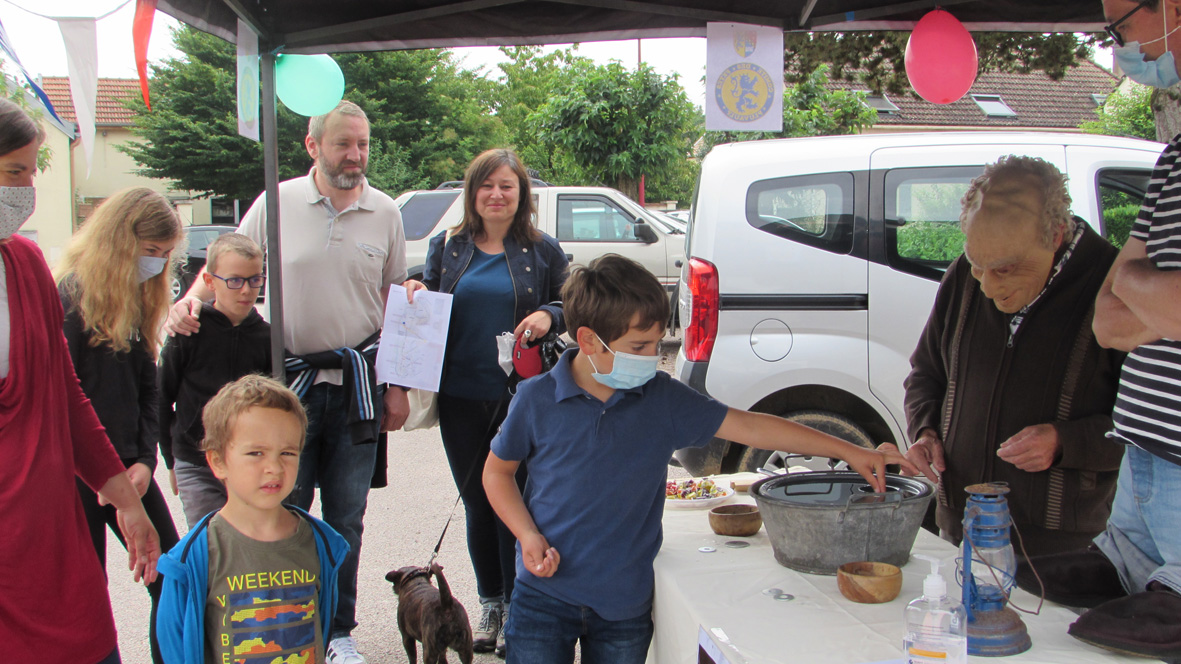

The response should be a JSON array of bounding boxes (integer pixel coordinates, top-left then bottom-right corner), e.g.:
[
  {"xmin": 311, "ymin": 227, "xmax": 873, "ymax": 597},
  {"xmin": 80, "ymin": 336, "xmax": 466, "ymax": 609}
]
[{"xmin": 107, "ymin": 337, "xmax": 687, "ymax": 663}]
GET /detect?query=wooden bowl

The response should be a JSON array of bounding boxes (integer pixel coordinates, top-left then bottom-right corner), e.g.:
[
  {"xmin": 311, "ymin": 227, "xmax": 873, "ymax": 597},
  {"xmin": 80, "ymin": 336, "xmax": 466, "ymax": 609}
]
[
  {"xmin": 708, "ymin": 504, "xmax": 762, "ymax": 537},
  {"xmin": 837, "ymin": 561, "xmax": 902, "ymax": 604}
]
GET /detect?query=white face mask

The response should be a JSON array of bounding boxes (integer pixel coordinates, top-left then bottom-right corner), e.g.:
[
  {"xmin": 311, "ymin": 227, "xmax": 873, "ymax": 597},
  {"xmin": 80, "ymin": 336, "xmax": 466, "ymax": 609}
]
[
  {"xmin": 0, "ymin": 187, "xmax": 35, "ymax": 241},
  {"xmin": 137, "ymin": 255, "xmax": 168, "ymax": 283}
]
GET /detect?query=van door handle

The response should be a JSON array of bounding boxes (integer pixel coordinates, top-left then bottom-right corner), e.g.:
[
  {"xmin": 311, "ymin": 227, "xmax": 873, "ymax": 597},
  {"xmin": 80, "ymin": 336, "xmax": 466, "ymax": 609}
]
[
  {"xmin": 675, "ymin": 259, "xmax": 683, "ymax": 268},
  {"xmin": 566, "ymin": 253, "xmax": 574, "ymax": 261}
]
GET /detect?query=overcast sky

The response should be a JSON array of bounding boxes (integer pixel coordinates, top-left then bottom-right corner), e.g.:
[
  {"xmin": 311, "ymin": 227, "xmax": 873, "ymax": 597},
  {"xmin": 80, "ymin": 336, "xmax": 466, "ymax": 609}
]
[{"xmin": 0, "ymin": 1, "xmax": 709, "ymax": 106}]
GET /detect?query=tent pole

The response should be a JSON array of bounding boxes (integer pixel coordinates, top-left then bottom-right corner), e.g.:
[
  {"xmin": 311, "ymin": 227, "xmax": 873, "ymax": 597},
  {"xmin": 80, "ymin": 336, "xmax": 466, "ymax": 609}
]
[{"xmin": 260, "ymin": 48, "xmax": 286, "ymax": 380}]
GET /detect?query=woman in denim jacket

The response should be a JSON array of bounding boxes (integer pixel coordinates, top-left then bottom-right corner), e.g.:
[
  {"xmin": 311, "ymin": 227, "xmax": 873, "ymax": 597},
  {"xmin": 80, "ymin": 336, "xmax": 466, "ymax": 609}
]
[{"xmin": 404, "ymin": 148, "xmax": 568, "ymax": 656}]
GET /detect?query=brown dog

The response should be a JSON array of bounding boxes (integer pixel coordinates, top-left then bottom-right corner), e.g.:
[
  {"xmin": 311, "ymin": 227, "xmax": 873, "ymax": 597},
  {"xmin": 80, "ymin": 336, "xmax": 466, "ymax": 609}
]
[{"xmin": 385, "ymin": 563, "xmax": 474, "ymax": 664}]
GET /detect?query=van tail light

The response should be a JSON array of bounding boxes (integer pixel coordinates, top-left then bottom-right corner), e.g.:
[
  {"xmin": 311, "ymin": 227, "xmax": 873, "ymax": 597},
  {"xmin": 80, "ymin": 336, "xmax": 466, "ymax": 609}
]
[{"xmin": 683, "ymin": 257, "xmax": 719, "ymax": 362}]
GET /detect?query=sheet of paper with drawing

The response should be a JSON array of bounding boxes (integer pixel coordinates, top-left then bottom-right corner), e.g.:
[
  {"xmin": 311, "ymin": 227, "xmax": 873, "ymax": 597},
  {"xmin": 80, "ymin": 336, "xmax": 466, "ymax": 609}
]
[{"xmin": 375, "ymin": 285, "xmax": 453, "ymax": 391}]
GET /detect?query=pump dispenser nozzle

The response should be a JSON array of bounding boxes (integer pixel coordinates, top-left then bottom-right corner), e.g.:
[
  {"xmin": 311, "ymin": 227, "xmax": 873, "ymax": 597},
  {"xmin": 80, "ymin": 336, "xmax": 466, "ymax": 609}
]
[{"xmin": 914, "ymin": 554, "xmax": 948, "ymax": 599}]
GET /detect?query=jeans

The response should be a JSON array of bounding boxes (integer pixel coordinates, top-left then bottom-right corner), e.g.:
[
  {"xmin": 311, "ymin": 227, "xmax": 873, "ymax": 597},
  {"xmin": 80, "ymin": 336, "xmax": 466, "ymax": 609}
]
[
  {"xmin": 174, "ymin": 460, "xmax": 227, "ymax": 528},
  {"xmin": 77, "ymin": 474, "xmax": 180, "ymax": 664},
  {"xmin": 1095, "ymin": 444, "xmax": 1181, "ymax": 593},
  {"xmin": 289, "ymin": 382, "xmax": 378, "ymax": 639},
  {"xmin": 506, "ymin": 582, "xmax": 653, "ymax": 664},
  {"xmin": 95, "ymin": 648, "xmax": 121, "ymax": 664},
  {"xmin": 438, "ymin": 392, "xmax": 522, "ymax": 602}
]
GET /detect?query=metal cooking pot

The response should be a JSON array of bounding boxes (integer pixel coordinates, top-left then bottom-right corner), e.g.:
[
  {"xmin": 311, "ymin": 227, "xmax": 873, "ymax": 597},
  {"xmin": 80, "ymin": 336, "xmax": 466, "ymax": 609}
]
[{"xmin": 751, "ymin": 471, "xmax": 934, "ymax": 575}]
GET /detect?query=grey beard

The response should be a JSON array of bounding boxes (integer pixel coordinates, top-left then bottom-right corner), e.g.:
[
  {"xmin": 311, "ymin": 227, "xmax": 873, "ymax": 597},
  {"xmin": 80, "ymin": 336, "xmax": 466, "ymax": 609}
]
[{"xmin": 320, "ymin": 159, "xmax": 366, "ymax": 190}]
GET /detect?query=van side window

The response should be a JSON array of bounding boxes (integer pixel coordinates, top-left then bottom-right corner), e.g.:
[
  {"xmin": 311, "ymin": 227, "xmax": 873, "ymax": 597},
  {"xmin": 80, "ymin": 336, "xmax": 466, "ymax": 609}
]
[
  {"xmin": 885, "ymin": 166, "xmax": 981, "ymax": 280},
  {"xmin": 745, "ymin": 173, "xmax": 854, "ymax": 254},
  {"xmin": 1097, "ymin": 168, "xmax": 1150, "ymax": 248},
  {"xmin": 557, "ymin": 197, "xmax": 641, "ymax": 242}
]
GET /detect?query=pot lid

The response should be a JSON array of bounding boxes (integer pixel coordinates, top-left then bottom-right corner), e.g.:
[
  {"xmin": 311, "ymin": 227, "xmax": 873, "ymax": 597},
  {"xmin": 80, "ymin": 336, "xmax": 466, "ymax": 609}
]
[{"xmin": 753, "ymin": 471, "xmax": 932, "ymax": 507}]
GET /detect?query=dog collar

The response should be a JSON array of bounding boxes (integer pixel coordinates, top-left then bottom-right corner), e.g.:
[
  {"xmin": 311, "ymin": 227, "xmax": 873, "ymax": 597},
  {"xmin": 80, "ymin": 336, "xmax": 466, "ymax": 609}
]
[{"xmin": 402, "ymin": 567, "xmax": 432, "ymax": 584}]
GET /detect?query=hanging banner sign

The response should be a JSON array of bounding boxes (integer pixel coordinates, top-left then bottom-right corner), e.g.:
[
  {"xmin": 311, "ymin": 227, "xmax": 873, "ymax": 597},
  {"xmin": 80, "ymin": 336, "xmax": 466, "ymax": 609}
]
[
  {"xmin": 236, "ymin": 19, "xmax": 260, "ymax": 141},
  {"xmin": 705, "ymin": 22, "xmax": 783, "ymax": 132}
]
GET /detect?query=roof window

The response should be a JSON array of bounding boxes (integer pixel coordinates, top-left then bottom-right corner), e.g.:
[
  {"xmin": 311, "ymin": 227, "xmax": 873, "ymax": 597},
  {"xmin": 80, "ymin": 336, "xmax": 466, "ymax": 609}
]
[
  {"xmin": 971, "ymin": 94, "xmax": 1017, "ymax": 118},
  {"xmin": 862, "ymin": 94, "xmax": 901, "ymax": 115}
]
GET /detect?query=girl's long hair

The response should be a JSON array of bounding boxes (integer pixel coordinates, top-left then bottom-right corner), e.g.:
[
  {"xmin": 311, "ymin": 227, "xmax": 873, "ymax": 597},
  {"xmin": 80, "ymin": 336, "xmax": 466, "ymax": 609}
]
[
  {"xmin": 54, "ymin": 187, "xmax": 184, "ymax": 357},
  {"xmin": 452, "ymin": 148, "xmax": 539, "ymax": 245}
]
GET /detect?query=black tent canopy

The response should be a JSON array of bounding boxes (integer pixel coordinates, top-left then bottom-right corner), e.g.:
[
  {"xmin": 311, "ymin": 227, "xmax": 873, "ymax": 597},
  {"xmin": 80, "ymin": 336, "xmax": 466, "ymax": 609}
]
[
  {"xmin": 152, "ymin": 0, "xmax": 1110, "ymax": 376},
  {"xmin": 158, "ymin": 1, "xmax": 1106, "ymax": 51}
]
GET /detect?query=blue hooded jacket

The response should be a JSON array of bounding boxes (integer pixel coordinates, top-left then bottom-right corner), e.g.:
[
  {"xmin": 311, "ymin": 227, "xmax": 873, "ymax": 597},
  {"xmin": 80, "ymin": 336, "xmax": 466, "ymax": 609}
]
[{"xmin": 155, "ymin": 507, "xmax": 349, "ymax": 664}]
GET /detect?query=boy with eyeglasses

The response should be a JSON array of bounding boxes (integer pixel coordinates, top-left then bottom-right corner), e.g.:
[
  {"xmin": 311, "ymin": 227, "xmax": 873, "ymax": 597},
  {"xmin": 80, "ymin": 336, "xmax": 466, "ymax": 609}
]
[{"xmin": 159, "ymin": 233, "xmax": 272, "ymax": 527}]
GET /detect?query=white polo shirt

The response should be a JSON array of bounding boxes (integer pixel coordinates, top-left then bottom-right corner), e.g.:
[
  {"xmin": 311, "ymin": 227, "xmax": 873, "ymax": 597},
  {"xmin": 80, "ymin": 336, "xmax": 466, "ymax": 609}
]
[{"xmin": 237, "ymin": 168, "xmax": 407, "ymax": 385}]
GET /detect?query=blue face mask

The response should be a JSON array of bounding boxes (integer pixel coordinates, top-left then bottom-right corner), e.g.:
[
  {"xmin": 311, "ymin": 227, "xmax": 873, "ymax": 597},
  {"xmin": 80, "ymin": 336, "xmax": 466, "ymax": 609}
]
[
  {"xmin": 1115, "ymin": 42, "xmax": 1181, "ymax": 88},
  {"xmin": 1114, "ymin": 10, "xmax": 1181, "ymax": 89},
  {"xmin": 137, "ymin": 255, "xmax": 167, "ymax": 283},
  {"xmin": 588, "ymin": 333, "xmax": 660, "ymax": 390}
]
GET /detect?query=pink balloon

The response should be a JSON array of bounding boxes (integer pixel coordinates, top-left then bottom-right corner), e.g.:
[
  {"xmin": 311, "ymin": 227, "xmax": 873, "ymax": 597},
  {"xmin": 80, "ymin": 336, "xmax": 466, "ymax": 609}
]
[{"xmin": 905, "ymin": 9, "xmax": 978, "ymax": 104}]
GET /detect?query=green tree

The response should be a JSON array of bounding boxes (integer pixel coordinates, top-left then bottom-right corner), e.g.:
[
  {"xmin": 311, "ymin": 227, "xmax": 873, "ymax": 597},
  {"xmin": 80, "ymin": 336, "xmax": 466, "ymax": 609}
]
[
  {"xmin": 121, "ymin": 26, "xmax": 505, "ymax": 200},
  {"xmin": 530, "ymin": 62, "xmax": 698, "ymax": 199},
  {"xmin": 698, "ymin": 65, "xmax": 878, "ymax": 157},
  {"xmin": 1, "ymin": 64, "xmax": 54, "ymax": 170},
  {"xmin": 492, "ymin": 46, "xmax": 594, "ymax": 184},
  {"xmin": 1081, "ymin": 83, "xmax": 1156, "ymax": 140},
  {"xmin": 783, "ymin": 32, "xmax": 1098, "ymax": 96}
]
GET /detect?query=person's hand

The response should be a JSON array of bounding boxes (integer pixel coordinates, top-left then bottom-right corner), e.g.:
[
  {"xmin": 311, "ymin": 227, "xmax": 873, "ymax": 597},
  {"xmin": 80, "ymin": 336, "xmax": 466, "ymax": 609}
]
[
  {"xmin": 383, "ymin": 387, "xmax": 410, "ymax": 432},
  {"xmin": 904, "ymin": 430, "xmax": 945, "ymax": 484},
  {"xmin": 126, "ymin": 462, "xmax": 153, "ymax": 498},
  {"xmin": 520, "ymin": 532, "xmax": 560, "ymax": 578},
  {"xmin": 403, "ymin": 279, "xmax": 427, "ymax": 303},
  {"xmin": 513, "ymin": 310, "xmax": 553, "ymax": 343},
  {"xmin": 165, "ymin": 296, "xmax": 202, "ymax": 337},
  {"xmin": 115, "ymin": 504, "xmax": 160, "ymax": 585},
  {"xmin": 843, "ymin": 445, "xmax": 917, "ymax": 492},
  {"xmin": 168, "ymin": 469, "xmax": 178, "ymax": 496},
  {"xmin": 997, "ymin": 423, "xmax": 1060, "ymax": 472},
  {"xmin": 98, "ymin": 463, "xmax": 153, "ymax": 505}
]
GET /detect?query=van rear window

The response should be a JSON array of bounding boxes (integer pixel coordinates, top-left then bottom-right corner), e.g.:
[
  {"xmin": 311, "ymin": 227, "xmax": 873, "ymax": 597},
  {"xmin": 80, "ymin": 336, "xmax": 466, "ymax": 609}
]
[
  {"xmin": 884, "ymin": 167, "xmax": 980, "ymax": 280},
  {"xmin": 745, "ymin": 173, "xmax": 855, "ymax": 254},
  {"xmin": 399, "ymin": 190, "xmax": 461, "ymax": 240}
]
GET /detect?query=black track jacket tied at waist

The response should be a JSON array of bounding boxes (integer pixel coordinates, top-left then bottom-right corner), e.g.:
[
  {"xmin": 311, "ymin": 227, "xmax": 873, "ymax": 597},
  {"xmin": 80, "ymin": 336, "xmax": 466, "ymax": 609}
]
[
  {"xmin": 905, "ymin": 221, "xmax": 1126, "ymax": 552},
  {"xmin": 158, "ymin": 304, "xmax": 272, "ymax": 468}
]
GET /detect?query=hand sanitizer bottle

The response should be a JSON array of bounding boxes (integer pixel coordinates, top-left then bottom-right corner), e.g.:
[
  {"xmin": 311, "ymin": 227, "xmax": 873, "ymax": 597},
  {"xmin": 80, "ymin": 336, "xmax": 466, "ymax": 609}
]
[{"xmin": 904, "ymin": 554, "xmax": 967, "ymax": 664}]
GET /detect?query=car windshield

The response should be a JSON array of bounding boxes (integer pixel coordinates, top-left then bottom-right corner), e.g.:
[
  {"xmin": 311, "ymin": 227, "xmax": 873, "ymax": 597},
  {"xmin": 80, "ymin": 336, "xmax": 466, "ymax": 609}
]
[
  {"xmin": 615, "ymin": 196, "xmax": 683, "ymax": 234},
  {"xmin": 398, "ymin": 190, "xmax": 462, "ymax": 240}
]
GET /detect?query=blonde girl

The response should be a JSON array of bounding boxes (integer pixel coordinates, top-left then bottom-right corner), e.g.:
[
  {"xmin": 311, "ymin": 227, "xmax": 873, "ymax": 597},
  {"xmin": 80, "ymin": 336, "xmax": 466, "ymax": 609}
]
[{"xmin": 55, "ymin": 186, "xmax": 183, "ymax": 664}]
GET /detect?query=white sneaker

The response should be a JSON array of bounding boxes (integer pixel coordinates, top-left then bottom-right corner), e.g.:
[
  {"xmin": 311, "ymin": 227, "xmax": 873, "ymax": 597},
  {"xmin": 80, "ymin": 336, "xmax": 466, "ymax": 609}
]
[{"xmin": 326, "ymin": 635, "xmax": 367, "ymax": 664}]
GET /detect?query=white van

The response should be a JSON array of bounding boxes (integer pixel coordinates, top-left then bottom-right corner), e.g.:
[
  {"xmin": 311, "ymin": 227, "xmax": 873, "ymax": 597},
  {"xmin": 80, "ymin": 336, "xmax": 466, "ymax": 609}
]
[
  {"xmin": 394, "ymin": 184, "xmax": 684, "ymax": 294},
  {"xmin": 674, "ymin": 131, "xmax": 1164, "ymax": 476}
]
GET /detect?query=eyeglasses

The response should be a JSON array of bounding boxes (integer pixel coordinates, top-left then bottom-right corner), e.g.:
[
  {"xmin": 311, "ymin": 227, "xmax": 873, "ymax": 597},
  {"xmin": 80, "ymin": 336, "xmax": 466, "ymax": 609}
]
[
  {"xmin": 1106, "ymin": 0, "xmax": 1154, "ymax": 47},
  {"xmin": 210, "ymin": 273, "xmax": 266, "ymax": 290}
]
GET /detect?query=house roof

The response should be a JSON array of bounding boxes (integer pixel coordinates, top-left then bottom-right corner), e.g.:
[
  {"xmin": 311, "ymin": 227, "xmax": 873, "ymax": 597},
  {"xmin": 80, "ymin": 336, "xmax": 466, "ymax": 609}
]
[
  {"xmin": 41, "ymin": 77, "xmax": 139, "ymax": 127},
  {"xmin": 830, "ymin": 59, "xmax": 1121, "ymax": 130}
]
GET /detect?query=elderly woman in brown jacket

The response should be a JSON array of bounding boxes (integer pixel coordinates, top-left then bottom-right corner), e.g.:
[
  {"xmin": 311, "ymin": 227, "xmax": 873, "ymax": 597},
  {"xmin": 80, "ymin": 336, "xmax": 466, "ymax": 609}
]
[{"xmin": 899, "ymin": 155, "xmax": 1125, "ymax": 557}]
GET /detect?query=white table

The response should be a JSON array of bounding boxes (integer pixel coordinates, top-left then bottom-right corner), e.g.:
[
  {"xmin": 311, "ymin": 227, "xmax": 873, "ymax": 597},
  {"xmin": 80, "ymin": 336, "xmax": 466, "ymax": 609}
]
[{"xmin": 648, "ymin": 495, "xmax": 1140, "ymax": 664}]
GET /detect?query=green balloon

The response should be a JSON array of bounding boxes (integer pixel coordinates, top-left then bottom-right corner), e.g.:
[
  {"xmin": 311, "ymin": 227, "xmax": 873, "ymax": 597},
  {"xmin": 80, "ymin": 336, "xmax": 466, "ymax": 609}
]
[{"xmin": 275, "ymin": 54, "xmax": 345, "ymax": 117}]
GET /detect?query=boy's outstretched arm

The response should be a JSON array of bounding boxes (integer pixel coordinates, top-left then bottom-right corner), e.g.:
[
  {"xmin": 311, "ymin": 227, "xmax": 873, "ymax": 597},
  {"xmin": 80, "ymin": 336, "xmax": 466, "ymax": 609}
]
[
  {"xmin": 715, "ymin": 409, "xmax": 918, "ymax": 492},
  {"xmin": 483, "ymin": 451, "xmax": 560, "ymax": 577}
]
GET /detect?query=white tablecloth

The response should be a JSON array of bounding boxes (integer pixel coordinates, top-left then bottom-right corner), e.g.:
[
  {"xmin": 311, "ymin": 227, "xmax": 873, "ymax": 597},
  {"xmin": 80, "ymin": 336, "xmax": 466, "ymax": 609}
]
[{"xmin": 648, "ymin": 496, "xmax": 1140, "ymax": 664}]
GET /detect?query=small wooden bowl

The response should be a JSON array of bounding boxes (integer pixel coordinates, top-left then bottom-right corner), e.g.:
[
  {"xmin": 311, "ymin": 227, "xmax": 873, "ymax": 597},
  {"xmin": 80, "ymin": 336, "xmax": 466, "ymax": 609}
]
[
  {"xmin": 708, "ymin": 504, "xmax": 762, "ymax": 537},
  {"xmin": 837, "ymin": 561, "xmax": 902, "ymax": 604}
]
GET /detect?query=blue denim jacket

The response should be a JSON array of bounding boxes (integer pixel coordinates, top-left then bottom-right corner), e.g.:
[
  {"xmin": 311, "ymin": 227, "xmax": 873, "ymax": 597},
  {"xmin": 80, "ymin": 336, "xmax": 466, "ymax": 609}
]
[{"xmin": 423, "ymin": 229, "xmax": 569, "ymax": 332}]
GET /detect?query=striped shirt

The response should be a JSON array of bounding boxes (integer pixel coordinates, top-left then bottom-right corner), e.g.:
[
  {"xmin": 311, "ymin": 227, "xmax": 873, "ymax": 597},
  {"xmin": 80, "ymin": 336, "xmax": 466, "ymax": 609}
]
[{"xmin": 1112, "ymin": 135, "xmax": 1181, "ymax": 466}]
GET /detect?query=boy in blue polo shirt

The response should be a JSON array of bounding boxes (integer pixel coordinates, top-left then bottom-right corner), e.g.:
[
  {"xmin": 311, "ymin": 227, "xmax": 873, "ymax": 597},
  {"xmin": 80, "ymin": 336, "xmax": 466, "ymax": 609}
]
[{"xmin": 484, "ymin": 254, "xmax": 913, "ymax": 663}]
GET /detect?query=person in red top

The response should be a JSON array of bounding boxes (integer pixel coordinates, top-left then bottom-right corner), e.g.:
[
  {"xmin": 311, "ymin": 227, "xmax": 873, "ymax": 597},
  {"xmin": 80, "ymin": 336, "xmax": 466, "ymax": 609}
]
[{"xmin": 0, "ymin": 98, "xmax": 161, "ymax": 664}]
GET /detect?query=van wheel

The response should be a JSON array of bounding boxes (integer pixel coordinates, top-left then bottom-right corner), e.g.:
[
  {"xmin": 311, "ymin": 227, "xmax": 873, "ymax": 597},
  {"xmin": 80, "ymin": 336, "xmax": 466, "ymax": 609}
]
[{"xmin": 736, "ymin": 410, "xmax": 874, "ymax": 474}]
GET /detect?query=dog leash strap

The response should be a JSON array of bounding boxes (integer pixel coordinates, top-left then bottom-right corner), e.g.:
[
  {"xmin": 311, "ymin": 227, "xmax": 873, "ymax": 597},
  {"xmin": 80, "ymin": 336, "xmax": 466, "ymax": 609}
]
[{"xmin": 426, "ymin": 395, "xmax": 508, "ymax": 568}]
